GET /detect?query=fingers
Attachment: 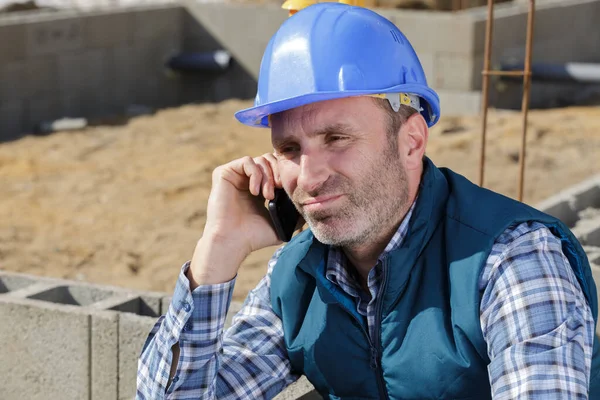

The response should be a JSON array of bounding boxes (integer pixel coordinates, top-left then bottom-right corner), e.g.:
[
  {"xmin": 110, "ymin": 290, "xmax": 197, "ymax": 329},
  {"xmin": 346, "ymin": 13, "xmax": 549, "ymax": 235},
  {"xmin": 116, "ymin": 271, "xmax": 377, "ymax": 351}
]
[
  {"xmin": 262, "ymin": 153, "xmax": 281, "ymax": 187},
  {"xmin": 217, "ymin": 154, "xmax": 280, "ymax": 199},
  {"xmin": 216, "ymin": 156, "xmax": 261, "ymax": 195},
  {"xmin": 254, "ymin": 153, "xmax": 281, "ymax": 200},
  {"xmin": 241, "ymin": 157, "xmax": 262, "ymax": 196},
  {"xmin": 254, "ymin": 157, "xmax": 275, "ymax": 200}
]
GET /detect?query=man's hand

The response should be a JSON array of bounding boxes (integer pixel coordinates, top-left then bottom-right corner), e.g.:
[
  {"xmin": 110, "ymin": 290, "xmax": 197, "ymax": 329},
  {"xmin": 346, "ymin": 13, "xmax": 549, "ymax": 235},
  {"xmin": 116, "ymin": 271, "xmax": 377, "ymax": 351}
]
[{"xmin": 187, "ymin": 154, "xmax": 283, "ymax": 289}]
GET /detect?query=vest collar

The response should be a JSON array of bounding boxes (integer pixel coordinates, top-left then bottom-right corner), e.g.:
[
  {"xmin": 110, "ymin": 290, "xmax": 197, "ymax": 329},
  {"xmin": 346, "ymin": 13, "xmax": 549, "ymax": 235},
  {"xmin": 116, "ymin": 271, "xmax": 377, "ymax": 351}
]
[{"xmin": 381, "ymin": 158, "xmax": 449, "ymax": 311}]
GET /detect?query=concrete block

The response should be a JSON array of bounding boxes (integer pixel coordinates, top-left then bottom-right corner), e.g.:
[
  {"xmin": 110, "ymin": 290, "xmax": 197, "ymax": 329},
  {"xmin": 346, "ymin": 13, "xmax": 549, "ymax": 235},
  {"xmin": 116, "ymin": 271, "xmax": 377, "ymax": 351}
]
[
  {"xmin": 574, "ymin": 209, "xmax": 600, "ymax": 248},
  {"xmin": 274, "ymin": 376, "xmax": 321, "ymax": 400},
  {"xmin": 539, "ymin": 199, "xmax": 579, "ymax": 228},
  {"xmin": 0, "ymin": 22, "xmax": 27, "ymax": 63},
  {"xmin": 537, "ymin": 175, "xmax": 600, "ymax": 228},
  {"xmin": 0, "ymin": 99, "xmax": 27, "ymax": 140},
  {"xmin": 133, "ymin": 6, "xmax": 183, "ymax": 42},
  {"xmin": 27, "ymin": 284, "xmax": 117, "ymax": 306},
  {"xmin": 574, "ymin": 183, "xmax": 600, "ymax": 212},
  {"xmin": 26, "ymin": 18, "xmax": 84, "ymax": 56},
  {"xmin": 0, "ymin": 296, "xmax": 91, "ymax": 400},
  {"xmin": 161, "ymin": 295, "xmax": 172, "ymax": 315},
  {"xmin": 0, "ymin": 272, "xmax": 38, "ymax": 294},
  {"xmin": 585, "ymin": 225, "xmax": 600, "ymax": 248},
  {"xmin": 116, "ymin": 300, "xmax": 161, "ymax": 400},
  {"xmin": 91, "ymin": 311, "xmax": 119, "ymax": 400},
  {"xmin": 108, "ymin": 294, "xmax": 162, "ymax": 317},
  {"xmin": 84, "ymin": 11, "xmax": 134, "ymax": 48}
]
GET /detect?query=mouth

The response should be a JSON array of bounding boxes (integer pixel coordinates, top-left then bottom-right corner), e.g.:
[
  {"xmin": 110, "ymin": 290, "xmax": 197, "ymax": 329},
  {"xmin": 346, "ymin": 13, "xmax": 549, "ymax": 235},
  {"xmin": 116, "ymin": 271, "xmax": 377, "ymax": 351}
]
[{"xmin": 301, "ymin": 194, "xmax": 344, "ymax": 212}]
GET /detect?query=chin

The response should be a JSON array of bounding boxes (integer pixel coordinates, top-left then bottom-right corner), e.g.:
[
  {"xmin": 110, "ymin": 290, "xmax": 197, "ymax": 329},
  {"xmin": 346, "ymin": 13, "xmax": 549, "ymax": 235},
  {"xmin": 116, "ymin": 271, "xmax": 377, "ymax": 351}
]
[{"xmin": 309, "ymin": 219, "xmax": 361, "ymax": 247}]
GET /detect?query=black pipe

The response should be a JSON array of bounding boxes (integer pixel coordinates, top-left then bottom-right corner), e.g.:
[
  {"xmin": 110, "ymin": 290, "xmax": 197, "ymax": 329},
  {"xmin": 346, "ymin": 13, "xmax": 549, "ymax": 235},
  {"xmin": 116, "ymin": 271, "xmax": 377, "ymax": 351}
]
[
  {"xmin": 166, "ymin": 50, "xmax": 231, "ymax": 73},
  {"xmin": 501, "ymin": 62, "xmax": 600, "ymax": 83}
]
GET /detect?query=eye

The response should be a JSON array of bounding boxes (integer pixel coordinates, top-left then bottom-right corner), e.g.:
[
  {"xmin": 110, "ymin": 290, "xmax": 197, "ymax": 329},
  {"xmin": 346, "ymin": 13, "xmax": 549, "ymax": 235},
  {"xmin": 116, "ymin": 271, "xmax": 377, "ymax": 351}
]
[
  {"xmin": 275, "ymin": 143, "xmax": 300, "ymax": 157},
  {"xmin": 326, "ymin": 134, "xmax": 348, "ymax": 144}
]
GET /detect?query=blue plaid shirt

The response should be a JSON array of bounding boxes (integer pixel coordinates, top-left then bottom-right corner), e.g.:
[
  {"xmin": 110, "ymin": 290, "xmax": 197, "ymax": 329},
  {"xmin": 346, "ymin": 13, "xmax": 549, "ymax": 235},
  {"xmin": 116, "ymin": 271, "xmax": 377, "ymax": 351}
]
[{"xmin": 137, "ymin": 203, "xmax": 594, "ymax": 399}]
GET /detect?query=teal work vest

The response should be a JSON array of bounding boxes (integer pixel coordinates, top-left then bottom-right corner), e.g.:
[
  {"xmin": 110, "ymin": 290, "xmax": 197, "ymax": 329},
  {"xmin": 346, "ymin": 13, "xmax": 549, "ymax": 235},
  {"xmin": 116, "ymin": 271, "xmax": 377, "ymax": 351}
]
[{"xmin": 270, "ymin": 158, "xmax": 600, "ymax": 399}]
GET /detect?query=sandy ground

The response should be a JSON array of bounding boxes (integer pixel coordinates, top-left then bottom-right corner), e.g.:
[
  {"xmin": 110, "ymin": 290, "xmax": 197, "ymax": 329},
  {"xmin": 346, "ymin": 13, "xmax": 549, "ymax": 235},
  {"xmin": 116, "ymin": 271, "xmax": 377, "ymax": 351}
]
[{"xmin": 1, "ymin": 99, "xmax": 599, "ymax": 301}]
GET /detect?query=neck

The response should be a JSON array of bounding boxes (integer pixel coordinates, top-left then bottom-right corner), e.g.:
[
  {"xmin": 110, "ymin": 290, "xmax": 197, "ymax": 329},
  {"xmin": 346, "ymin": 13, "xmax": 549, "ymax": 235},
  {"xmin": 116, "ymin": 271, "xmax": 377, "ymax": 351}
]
[
  {"xmin": 343, "ymin": 161, "xmax": 424, "ymax": 286},
  {"xmin": 343, "ymin": 192, "xmax": 415, "ymax": 286}
]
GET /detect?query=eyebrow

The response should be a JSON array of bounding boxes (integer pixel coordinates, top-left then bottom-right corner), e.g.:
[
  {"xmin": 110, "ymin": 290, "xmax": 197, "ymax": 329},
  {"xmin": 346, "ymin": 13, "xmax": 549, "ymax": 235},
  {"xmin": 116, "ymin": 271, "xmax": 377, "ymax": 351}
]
[{"xmin": 272, "ymin": 123, "xmax": 357, "ymax": 148}]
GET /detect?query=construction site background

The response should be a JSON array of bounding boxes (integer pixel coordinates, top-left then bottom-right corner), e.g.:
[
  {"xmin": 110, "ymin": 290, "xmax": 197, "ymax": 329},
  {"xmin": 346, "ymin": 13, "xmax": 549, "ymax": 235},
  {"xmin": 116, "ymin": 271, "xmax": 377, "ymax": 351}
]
[
  {"xmin": 0, "ymin": 0, "xmax": 599, "ymax": 398},
  {"xmin": 0, "ymin": 0, "xmax": 510, "ymax": 13}
]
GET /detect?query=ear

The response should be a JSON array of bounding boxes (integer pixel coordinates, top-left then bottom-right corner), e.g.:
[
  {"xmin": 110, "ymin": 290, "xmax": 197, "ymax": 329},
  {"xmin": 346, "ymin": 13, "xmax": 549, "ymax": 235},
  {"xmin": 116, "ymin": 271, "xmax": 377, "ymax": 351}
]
[{"xmin": 399, "ymin": 113, "xmax": 429, "ymax": 171}]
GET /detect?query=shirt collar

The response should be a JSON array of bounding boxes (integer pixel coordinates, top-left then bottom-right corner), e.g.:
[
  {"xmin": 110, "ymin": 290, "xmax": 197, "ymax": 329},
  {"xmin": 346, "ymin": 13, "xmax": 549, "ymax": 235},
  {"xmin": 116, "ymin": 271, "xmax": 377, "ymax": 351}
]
[{"xmin": 325, "ymin": 198, "xmax": 417, "ymax": 286}]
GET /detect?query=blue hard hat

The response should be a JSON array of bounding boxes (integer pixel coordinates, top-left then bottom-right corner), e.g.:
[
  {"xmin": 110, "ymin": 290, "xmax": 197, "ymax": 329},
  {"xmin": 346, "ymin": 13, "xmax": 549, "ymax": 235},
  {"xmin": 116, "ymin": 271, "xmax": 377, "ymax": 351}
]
[{"xmin": 234, "ymin": 3, "xmax": 440, "ymax": 128}]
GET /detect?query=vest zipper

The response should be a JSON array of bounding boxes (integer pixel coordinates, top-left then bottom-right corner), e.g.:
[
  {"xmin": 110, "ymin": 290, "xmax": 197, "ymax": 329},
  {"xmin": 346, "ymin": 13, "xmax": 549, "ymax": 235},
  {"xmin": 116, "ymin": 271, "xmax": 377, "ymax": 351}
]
[
  {"xmin": 372, "ymin": 257, "xmax": 390, "ymax": 400},
  {"xmin": 333, "ymin": 289, "xmax": 384, "ymax": 397},
  {"xmin": 336, "ymin": 258, "xmax": 390, "ymax": 399},
  {"xmin": 331, "ymin": 258, "xmax": 390, "ymax": 398}
]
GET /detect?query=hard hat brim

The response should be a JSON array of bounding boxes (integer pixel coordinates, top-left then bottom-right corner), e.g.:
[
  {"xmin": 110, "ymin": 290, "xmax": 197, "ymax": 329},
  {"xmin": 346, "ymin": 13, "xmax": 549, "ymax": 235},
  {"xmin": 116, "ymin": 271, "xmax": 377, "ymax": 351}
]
[{"xmin": 235, "ymin": 84, "xmax": 441, "ymax": 128}]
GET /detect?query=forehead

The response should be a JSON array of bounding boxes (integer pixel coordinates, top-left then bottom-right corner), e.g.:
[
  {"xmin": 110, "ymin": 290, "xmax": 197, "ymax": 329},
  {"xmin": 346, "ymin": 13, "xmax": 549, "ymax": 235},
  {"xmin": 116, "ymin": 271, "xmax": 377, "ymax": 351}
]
[{"xmin": 270, "ymin": 96, "xmax": 387, "ymax": 141}]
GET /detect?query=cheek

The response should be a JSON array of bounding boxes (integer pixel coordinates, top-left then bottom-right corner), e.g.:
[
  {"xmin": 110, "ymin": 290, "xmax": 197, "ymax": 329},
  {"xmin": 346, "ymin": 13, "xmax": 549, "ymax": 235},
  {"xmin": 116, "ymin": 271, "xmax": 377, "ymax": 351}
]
[
  {"xmin": 277, "ymin": 160, "xmax": 299, "ymax": 193},
  {"xmin": 329, "ymin": 148, "xmax": 369, "ymax": 179}
]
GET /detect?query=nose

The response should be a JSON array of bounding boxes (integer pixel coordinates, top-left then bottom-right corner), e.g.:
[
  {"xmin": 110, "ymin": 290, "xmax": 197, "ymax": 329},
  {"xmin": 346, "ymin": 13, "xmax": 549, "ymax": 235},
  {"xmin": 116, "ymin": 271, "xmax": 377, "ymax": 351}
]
[{"xmin": 296, "ymin": 152, "xmax": 329, "ymax": 194}]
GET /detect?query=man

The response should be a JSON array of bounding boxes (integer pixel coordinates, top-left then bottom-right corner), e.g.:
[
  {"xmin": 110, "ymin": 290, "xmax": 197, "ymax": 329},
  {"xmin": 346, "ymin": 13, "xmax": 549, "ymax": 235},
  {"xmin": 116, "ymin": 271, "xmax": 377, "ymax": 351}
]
[{"xmin": 137, "ymin": 3, "xmax": 600, "ymax": 399}]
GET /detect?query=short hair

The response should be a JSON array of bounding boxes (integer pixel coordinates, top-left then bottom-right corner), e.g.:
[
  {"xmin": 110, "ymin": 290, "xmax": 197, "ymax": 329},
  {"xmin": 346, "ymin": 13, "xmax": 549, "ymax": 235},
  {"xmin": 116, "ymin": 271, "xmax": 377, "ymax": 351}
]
[{"xmin": 371, "ymin": 98, "xmax": 418, "ymax": 138}]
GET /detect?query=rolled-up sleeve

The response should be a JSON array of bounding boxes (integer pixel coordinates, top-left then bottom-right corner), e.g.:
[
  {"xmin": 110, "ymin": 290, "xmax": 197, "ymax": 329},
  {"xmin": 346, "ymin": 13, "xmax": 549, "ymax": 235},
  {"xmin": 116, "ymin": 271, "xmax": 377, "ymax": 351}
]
[{"xmin": 480, "ymin": 222, "xmax": 594, "ymax": 399}]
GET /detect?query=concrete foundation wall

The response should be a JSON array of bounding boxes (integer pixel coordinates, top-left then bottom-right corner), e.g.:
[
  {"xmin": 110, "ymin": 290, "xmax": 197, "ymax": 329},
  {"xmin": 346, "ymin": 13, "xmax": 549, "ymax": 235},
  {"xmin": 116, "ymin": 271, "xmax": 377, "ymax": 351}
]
[{"xmin": 0, "ymin": 5, "xmax": 185, "ymax": 141}]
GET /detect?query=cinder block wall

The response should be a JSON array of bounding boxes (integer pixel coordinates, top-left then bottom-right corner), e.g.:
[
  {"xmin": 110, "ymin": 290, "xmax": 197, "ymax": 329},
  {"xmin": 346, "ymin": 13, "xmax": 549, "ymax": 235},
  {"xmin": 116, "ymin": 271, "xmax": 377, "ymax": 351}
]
[
  {"xmin": 0, "ymin": 270, "xmax": 244, "ymax": 400},
  {"xmin": 536, "ymin": 175, "xmax": 600, "ymax": 273},
  {"xmin": 0, "ymin": 5, "xmax": 185, "ymax": 141}
]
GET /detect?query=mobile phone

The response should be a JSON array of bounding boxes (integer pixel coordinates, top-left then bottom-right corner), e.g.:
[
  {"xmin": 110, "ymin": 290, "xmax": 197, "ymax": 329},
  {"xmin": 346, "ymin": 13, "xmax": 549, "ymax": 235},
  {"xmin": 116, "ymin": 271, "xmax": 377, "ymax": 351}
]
[{"xmin": 268, "ymin": 188, "xmax": 300, "ymax": 242}]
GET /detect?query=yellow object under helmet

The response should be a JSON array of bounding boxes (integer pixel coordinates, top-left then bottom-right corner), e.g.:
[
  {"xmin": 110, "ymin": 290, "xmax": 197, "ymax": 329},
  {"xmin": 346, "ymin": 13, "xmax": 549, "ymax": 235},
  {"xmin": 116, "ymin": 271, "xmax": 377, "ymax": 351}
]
[{"xmin": 282, "ymin": 0, "xmax": 366, "ymax": 16}]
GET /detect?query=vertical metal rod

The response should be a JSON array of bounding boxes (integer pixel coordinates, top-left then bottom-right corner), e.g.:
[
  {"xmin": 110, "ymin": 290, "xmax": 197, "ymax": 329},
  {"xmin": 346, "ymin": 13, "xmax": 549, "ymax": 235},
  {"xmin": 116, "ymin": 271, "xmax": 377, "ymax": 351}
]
[
  {"xmin": 479, "ymin": 0, "xmax": 495, "ymax": 187},
  {"xmin": 517, "ymin": 0, "xmax": 535, "ymax": 202}
]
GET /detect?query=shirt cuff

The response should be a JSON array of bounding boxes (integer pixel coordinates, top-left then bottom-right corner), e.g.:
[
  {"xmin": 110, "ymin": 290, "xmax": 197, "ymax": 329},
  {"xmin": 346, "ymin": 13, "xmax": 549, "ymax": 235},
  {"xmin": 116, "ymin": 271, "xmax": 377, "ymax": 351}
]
[{"xmin": 162, "ymin": 261, "xmax": 236, "ymax": 343}]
